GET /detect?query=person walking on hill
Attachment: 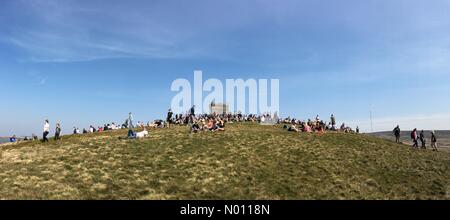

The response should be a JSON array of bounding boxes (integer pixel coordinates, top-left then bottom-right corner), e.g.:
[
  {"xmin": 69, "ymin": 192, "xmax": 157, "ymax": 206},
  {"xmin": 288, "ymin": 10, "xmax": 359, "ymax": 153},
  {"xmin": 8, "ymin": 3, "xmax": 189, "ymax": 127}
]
[
  {"xmin": 393, "ymin": 125, "xmax": 401, "ymax": 143},
  {"xmin": 43, "ymin": 119, "xmax": 50, "ymax": 142},
  {"xmin": 430, "ymin": 131, "xmax": 438, "ymax": 152},
  {"xmin": 411, "ymin": 128, "xmax": 418, "ymax": 149},
  {"xmin": 419, "ymin": 130, "xmax": 426, "ymax": 149},
  {"xmin": 55, "ymin": 123, "xmax": 61, "ymax": 141}
]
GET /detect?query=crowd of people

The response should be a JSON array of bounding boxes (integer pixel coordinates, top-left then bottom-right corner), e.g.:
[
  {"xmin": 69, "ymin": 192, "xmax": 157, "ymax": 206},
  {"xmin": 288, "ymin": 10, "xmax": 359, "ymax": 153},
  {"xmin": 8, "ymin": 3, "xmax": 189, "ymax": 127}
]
[
  {"xmin": 393, "ymin": 125, "xmax": 439, "ymax": 151},
  {"xmin": 166, "ymin": 106, "xmax": 271, "ymax": 133},
  {"xmin": 169, "ymin": 108, "xmax": 262, "ymax": 127},
  {"xmin": 2, "ymin": 108, "xmax": 441, "ymax": 152},
  {"xmin": 281, "ymin": 114, "xmax": 359, "ymax": 134}
]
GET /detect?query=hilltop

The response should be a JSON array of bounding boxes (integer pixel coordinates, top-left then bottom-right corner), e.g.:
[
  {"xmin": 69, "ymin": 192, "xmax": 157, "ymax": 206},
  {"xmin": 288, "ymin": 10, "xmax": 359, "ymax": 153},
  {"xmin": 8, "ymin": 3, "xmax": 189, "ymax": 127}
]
[{"xmin": 0, "ymin": 123, "xmax": 449, "ymax": 200}]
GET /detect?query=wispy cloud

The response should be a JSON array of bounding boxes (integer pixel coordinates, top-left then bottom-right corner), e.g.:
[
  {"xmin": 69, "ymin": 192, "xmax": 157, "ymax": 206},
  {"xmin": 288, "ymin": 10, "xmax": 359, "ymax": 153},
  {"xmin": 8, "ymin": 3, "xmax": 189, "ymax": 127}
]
[
  {"xmin": 26, "ymin": 71, "xmax": 48, "ymax": 85},
  {"xmin": 3, "ymin": 0, "xmax": 450, "ymax": 67},
  {"xmin": 1, "ymin": 0, "xmax": 207, "ymax": 62}
]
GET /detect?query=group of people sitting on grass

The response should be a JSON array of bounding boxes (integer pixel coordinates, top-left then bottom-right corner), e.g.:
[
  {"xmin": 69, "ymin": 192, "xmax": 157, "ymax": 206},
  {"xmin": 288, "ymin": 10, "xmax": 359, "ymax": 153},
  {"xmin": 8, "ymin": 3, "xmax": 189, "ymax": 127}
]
[
  {"xmin": 166, "ymin": 107, "xmax": 278, "ymax": 133},
  {"xmin": 170, "ymin": 112, "xmax": 262, "ymax": 126},
  {"xmin": 393, "ymin": 125, "xmax": 439, "ymax": 151},
  {"xmin": 72, "ymin": 122, "xmax": 123, "ymax": 135},
  {"xmin": 7, "ymin": 134, "xmax": 39, "ymax": 143},
  {"xmin": 190, "ymin": 117, "xmax": 226, "ymax": 133},
  {"xmin": 167, "ymin": 109, "xmax": 229, "ymax": 133},
  {"xmin": 281, "ymin": 114, "xmax": 359, "ymax": 134}
]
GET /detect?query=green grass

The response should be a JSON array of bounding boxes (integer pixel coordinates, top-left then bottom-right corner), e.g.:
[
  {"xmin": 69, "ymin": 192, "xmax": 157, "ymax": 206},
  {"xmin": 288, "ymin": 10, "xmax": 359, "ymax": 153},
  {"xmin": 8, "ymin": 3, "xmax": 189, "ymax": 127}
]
[{"xmin": 1, "ymin": 123, "xmax": 449, "ymax": 200}]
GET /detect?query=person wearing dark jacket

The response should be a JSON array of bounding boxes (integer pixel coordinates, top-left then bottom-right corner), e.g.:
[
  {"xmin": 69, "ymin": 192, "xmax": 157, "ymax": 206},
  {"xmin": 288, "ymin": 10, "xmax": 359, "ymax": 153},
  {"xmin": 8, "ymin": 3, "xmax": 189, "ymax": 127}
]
[
  {"xmin": 10, "ymin": 135, "xmax": 17, "ymax": 143},
  {"xmin": 393, "ymin": 125, "xmax": 401, "ymax": 143},
  {"xmin": 431, "ymin": 131, "xmax": 438, "ymax": 152},
  {"xmin": 167, "ymin": 109, "xmax": 173, "ymax": 128},
  {"xmin": 419, "ymin": 130, "xmax": 426, "ymax": 149},
  {"xmin": 54, "ymin": 123, "xmax": 61, "ymax": 140},
  {"xmin": 330, "ymin": 114, "xmax": 336, "ymax": 127},
  {"xmin": 189, "ymin": 105, "xmax": 196, "ymax": 124}
]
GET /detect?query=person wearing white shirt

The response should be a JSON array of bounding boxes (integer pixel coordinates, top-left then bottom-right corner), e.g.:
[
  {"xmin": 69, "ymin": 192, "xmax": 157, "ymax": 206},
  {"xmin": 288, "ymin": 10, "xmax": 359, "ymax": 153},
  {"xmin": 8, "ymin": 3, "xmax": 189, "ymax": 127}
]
[{"xmin": 43, "ymin": 119, "xmax": 50, "ymax": 142}]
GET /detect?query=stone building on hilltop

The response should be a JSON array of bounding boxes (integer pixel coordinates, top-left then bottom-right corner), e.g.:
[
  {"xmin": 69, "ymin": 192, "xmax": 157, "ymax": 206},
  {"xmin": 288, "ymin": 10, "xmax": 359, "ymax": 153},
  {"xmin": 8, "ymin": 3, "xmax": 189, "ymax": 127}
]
[{"xmin": 209, "ymin": 102, "xmax": 230, "ymax": 115}]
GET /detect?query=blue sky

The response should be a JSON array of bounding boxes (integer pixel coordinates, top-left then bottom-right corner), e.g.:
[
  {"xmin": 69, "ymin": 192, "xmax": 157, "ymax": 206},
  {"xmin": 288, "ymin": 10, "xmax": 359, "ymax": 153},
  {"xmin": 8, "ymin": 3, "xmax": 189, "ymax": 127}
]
[{"xmin": 1, "ymin": 0, "xmax": 450, "ymax": 136}]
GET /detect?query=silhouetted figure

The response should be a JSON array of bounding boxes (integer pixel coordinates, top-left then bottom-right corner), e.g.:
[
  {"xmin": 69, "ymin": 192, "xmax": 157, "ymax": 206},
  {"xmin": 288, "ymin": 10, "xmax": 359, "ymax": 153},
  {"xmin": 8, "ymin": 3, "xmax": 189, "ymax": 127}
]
[
  {"xmin": 331, "ymin": 114, "xmax": 336, "ymax": 127},
  {"xmin": 190, "ymin": 105, "xmax": 195, "ymax": 116},
  {"xmin": 431, "ymin": 131, "xmax": 438, "ymax": 152},
  {"xmin": 393, "ymin": 125, "xmax": 401, "ymax": 143},
  {"xmin": 419, "ymin": 130, "xmax": 426, "ymax": 149},
  {"xmin": 54, "ymin": 123, "xmax": 61, "ymax": 140},
  {"xmin": 167, "ymin": 109, "xmax": 173, "ymax": 128},
  {"xmin": 411, "ymin": 128, "xmax": 418, "ymax": 148},
  {"xmin": 189, "ymin": 105, "xmax": 196, "ymax": 124}
]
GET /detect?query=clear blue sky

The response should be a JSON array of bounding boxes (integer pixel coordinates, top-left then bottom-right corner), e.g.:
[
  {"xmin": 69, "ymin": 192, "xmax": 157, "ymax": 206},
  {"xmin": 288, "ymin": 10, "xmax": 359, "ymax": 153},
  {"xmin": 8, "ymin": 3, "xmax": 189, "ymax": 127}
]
[{"xmin": 1, "ymin": 0, "xmax": 450, "ymax": 136}]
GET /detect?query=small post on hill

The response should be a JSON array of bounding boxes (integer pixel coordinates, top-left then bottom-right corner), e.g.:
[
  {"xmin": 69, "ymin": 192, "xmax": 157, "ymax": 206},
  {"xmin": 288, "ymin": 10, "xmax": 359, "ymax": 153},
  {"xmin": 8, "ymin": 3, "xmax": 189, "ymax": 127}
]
[{"xmin": 370, "ymin": 106, "xmax": 374, "ymax": 133}]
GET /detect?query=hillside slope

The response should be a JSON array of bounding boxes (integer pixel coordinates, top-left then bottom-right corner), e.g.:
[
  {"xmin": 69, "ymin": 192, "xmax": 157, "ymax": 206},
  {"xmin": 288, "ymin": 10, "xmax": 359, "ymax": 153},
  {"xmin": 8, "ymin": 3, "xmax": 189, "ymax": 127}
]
[{"xmin": 1, "ymin": 123, "xmax": 449, "ymax": 200}]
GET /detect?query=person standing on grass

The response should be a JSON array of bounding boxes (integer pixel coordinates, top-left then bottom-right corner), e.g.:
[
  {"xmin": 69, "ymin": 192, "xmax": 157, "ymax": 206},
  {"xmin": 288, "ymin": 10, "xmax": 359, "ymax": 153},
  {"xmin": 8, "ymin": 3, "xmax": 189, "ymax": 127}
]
[
  {"xmin": 43, "ymin": 119, "xmax": 50, "ymax": 142},
  {"xmin": 331, "ymin": 114, "xmax": 336, "ymax": 127},
  {"xmin": 167, "ymin": 109, "xmax": 173, "ymax": 128},
  {"xmin": 55, "ymin": 123, "xmax": 61, "ymax": 141},
  {"xmin": 128, "ymin": 112, "xmax": 134, "ymax": 128},
  {"xmin": 419, "ymin": 130, "xmax": 426, "ymax": 149},
  {"xmin": 431, "ymin": 131, "xmax": 438, "ymax": 152},
  {"xmin": 190, "ymin": 105, "xmax": 196, "ymax": 124},
  {"xmin": 411, "ymin": 128, "xmax": 418, "ymax": 148},
  {"xmin": 393, "ymin": 125, "xmax": 401, "ymax": 143}
]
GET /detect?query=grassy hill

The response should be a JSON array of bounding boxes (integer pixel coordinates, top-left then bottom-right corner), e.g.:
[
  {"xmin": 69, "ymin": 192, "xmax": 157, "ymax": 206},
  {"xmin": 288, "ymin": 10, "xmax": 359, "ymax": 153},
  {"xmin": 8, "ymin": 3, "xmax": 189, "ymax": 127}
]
[{"xmin": 1, "ymin": 123, "xmax": 449, "ymax": 200}]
